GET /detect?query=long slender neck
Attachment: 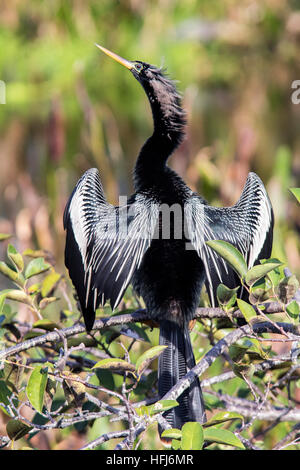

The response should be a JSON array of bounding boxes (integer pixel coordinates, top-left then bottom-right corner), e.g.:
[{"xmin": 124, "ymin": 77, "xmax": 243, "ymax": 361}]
[{"xmin": 134, "ymin": 74, "xmax": 186, "ymax": 191}]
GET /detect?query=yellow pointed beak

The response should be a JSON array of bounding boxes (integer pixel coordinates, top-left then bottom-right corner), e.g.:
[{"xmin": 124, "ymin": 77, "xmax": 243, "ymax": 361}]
[{"xmin": 95, "ymin": 44, "xmax": 133, "ymax": 70}]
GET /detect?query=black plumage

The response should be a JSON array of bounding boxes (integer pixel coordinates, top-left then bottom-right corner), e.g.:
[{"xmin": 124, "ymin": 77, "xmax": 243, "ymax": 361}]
[{"xmin": 64, "ymin": 45, "xmax": 274, "ymax": 431}]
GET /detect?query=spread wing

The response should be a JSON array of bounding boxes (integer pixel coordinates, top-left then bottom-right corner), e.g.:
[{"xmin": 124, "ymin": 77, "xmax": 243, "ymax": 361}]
[
  {"xmin": 185, "ymin": 172, "xmax": 274, "ymax": 306},
  {"xmin": 64, "ymin": 168, "xmax": 159, "ymax": 330}
]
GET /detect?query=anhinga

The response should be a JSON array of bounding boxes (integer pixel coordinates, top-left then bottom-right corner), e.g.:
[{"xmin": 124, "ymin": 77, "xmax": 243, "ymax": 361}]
[{"xmin": 64, "ymin": 45, "xmax": 274, "ymax": 432}]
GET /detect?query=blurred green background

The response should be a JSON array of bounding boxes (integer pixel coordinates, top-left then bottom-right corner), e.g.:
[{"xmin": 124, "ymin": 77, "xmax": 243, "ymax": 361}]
[{"xmin": 0, "ymin": 0, "xmax": 299, "ymax": 276}]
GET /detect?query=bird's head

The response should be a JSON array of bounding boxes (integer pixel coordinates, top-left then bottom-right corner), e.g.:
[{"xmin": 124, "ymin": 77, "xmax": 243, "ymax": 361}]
[
  {"xmin": 95, "ymin": 44, "xmax": 168, "ymax": 88},
  {"xmin": 95, "ymin": 44, "xmax": 185, "ymax": 135}
]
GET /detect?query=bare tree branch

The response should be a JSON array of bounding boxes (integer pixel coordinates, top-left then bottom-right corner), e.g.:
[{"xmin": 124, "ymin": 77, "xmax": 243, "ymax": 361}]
[
  {"xmin": 0, "ymin": 302, "xmax": 286, "ymax": 361},
  {"xmin": 158, "ymin": 321, "xmax": 300, "ymax": 424}
]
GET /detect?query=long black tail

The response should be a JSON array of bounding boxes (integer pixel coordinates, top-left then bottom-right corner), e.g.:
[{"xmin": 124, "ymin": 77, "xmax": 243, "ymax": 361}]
[{"xmin": 158, "ymin": 319, "xmax": 206, "ymax": 431}]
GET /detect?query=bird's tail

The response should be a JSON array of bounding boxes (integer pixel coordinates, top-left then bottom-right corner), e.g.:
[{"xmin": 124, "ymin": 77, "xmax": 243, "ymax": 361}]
[{"xmin": 158, "ymin": 319, "xmax": 206, "ymax": 433}]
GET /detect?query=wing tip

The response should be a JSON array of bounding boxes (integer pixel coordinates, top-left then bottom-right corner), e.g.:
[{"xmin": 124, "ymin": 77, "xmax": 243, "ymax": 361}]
[{"xmin": 82, "ymin": 309, "xmax": 96, "ymax": 332}]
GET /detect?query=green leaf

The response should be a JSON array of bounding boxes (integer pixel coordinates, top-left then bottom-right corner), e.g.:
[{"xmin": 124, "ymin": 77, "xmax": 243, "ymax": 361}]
[
  {"xmin": 135, "ymin": 345, "xmax": 167, "ymax": 377},
  {"xmin": 203, "ymin": 411, "xmax": 243, "ymax": 428},
  {"xmin": 0, "ymin": 380, "xmax": 12, "ymax": 412},
  {"xmin": 290, "ymin": 188, "xmax": 300, "ymax": 203},
  {"xmin": 39, "ymin": 296, "xmax": 58, "ymax": 309},
  {"xmin": 1, "ymin": 304, "xmax": 15, "ymax": 325},
  {"xmin": 245, "ymin": 262, "xmax": 282, "ymax": 287},
  {"xmin": 233, "ymin": 362, "xmax": 255, "ymax": 380},
  {"xmin": 206, "ymin": 240, "xmax": 248, "ymax": 279},
  {"xmin": 26, "ymin": 365, "xmax": 49, "ymax": 414},
  {"xmin": 171, "ymin": 438, "xmax": 181, "ymax": 450},
  {"xmin": 24, "ymin": 258, "xmax": 51, "ymax": 279},
  {"xmin": 33, "ymin": 319, "xmax": 61, "ymax": 331},
  {"xmin": 260, "ymin": 258, "xmax": 282, "ymax": 287},
  {"xmin": 27, "ymin": 282, "xmax": 41, "ymax": 294},
  {"xmin": 217, "ymin": 284, "xmax": 239, "ymax": 309},
  {"xmin": 135, "ymin": 405, "xmax": 149, "ymax": 417},
  {"xmin": 181, "ymin": 422, "xmax": 204, "ymax": 450},
  {"xmin": 136, "ymin": 400, "xmax": 179, "ymax": 417},
  {"xmin": 7, "ymin": 244, "xmax": 24, "ymax": 272},
  {"xmin": 4, "ymin": 358, "xmax": 25, "ymax": 393},
  {"xmin": 161, "ymin": 428, "xmax": 182, "ymax": 440},
  {"xmin": 41, "ymin": 272, "xmax": 61, "ymax": 297},
  {"xmin": 0, "ymin": 293, "xmax": 6, "ymax": 314},
  {"xmin": 203, "ymin": 427, "xmax": 245, "ymax": 449},
  {"xmin": 150, "ymin": 399, "xmax": 179, "ymax": 416},
  {"xmin": 6, "ymin": 420, "xmax": 33, "ymax": 441},
  {"xmin": 248, "ymin": 278, "xmax": 269, "ymax": 303},
  {"xmin": 202, "ymin": 392, "xmax": 225, "ymax": 410},
  {"xmin": 62, "ymin": 371, "xmax": 86, "ymax": 401},
  {"xmin": 286, "ymin": 300, "xmax": 300, "ymax": 322},
  {"xmin": 23, "ymin": 248, "xmax": 48, "ymax": 258},
  {"xmin": 0, "ymin": 261, "xmax": 19, "ymax": 282},
  {"xmin": 23, "ymin": 330, "xmax": 45, "ymax": 340},
  {"xmin": 278, "ymin": 275, "xmax": 299, "ymax": 304},
  {"xmin": 0, "ymin": 233, "xmax": 12, "ymax": 241},
  {"xmin": 237, "ymin": 299, "xmax": 257, "ymax": 323},
  {"xmin": 92, "ymin": 358, "xmax": 136, "ymax": 374},
  {"xmin": 4, "ymin": 289, "xmax": 32, "ymax": 305},
  {"xmin": 229, "ymin": 342, "xmax": 250, "ymax": 363},
  {"xmin": 238, "ymin": 337, "xmax": 271, "ymax": 360}
]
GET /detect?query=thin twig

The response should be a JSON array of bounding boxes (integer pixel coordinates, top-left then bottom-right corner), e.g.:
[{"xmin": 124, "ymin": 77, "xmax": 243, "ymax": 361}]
[{"xmin": 80, "ymin": 430, "xmax": 130, "ymax": 450}]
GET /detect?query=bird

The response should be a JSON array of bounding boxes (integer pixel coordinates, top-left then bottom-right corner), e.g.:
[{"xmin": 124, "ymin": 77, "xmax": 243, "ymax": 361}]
[{"xmin": 63, "ymin": 44, "xmax": 274, "ymax": 433}]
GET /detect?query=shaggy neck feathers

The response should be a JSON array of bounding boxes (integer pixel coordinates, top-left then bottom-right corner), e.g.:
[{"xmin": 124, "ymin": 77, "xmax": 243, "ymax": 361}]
[{"xmin": 134, "ymin": 67, "xmax": 186, "ymax": 191}]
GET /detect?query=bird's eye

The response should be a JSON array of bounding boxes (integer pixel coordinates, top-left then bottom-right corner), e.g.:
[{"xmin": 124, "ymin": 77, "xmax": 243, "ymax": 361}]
[{"xmin": 134, "ymin": 63, "xmax": 143, "ymax": 73}]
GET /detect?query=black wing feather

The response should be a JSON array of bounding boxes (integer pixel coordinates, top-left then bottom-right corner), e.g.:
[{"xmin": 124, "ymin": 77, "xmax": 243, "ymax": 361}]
[
  {"xmin": 64, "ymin": 168, "xmax": 158, "ymax": 330},
  {"xmin": 185, "ymin": 172, "xmax": 274, "ymax": 306}
]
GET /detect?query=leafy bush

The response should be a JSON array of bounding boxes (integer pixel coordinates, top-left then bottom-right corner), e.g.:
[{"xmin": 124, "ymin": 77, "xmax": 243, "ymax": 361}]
[{"xmin": 0, "ymin": 223, "xmax": 299, "ymax": 450}]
